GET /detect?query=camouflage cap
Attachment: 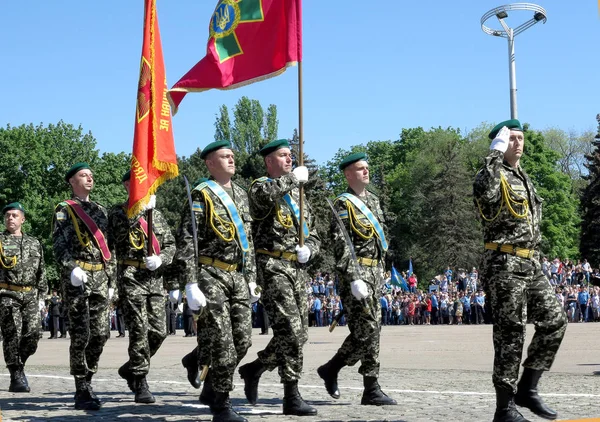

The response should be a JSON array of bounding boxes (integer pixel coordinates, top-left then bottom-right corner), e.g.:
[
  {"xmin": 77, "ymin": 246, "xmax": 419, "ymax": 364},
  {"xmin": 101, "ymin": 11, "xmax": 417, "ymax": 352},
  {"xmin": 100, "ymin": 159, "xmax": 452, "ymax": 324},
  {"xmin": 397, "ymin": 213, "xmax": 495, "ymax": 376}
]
[
  {"xmin": 65, "ymin": 162, "xmax": 91, "ymax": 182},
  {"xmin": 259, "ymin": 139, "xmax": 290, "ymax": 157},
  {"xmin": 489, "ymin": 119, "xmax": 523, "ymax": 139},
  {"xmin": 2, "ymin": 202, "xmax": 25, "ymax": 215},
  {"xmin": 200, "ymin": 140, "xmax": 232, "ymax": 159},
  {"xmin": 339, "ymin": 152, "xmax": 367, "ymax": 171}
]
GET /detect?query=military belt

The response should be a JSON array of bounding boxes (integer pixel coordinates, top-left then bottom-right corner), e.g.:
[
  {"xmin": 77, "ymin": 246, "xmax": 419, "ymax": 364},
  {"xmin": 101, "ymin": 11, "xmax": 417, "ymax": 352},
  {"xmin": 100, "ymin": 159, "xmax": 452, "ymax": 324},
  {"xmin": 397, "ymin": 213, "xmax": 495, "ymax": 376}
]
[
  {"xmin": 75, "ymin": 260, "xmax": 104, "ymax": 272},
  {"xmin": 256, "ymin": 249, "xmax": 297, "ymax": 262},
  {"xmin": 357, "ymin": 257, "xmax": 379, "ymax": 267},
  {"xmin": 198, "ymin": 256, "xmax": 238, "ymax": 272},
  {"xmin": 485, "ymin": 242, "xmax": 535, "ymax": 259},
  {"xmin": 118, "ymin": 259, "xmax": 147, "ymax": 269},
  {"xmin": 0, "ymin": 283, "xmax": 33, "ymax": 292}
]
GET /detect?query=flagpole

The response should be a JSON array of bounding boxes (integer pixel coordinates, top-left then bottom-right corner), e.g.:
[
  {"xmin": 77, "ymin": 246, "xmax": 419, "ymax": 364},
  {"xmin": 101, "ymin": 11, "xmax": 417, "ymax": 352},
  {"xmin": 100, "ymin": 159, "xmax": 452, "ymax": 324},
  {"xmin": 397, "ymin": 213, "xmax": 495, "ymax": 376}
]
[{"xmin": 297, "ymin": 60, "xmax": 305, "ymax": 248}]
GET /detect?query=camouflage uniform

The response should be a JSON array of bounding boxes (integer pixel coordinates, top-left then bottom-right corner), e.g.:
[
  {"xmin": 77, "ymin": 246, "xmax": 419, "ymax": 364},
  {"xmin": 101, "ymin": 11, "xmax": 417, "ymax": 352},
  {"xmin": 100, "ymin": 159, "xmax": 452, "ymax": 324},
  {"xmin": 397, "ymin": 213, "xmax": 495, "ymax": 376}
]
[
  {"xmin": 53, "ymin": 197, "xmax": 116, "ymax": 377},
  {"xmin": 108, "ymin": 204, "xmax": 176, "ymax": 376},
  {"xmin": 249, "ymin": 173, "xmax": 320, "ymax": 382},
  {"xmin": 175, "ymin": 180, "xmax": 255, "ymax": 392},
  {"xmin": 0, "ymin": 232, "xmax": 46, "ymax": 369},
  {"xmin": 474, "ymin": 149, "xmax": 567, "ymax": 393},
  {"xmin": 331, "ymin": 188, "xmax": 385, "ymax": 377}
]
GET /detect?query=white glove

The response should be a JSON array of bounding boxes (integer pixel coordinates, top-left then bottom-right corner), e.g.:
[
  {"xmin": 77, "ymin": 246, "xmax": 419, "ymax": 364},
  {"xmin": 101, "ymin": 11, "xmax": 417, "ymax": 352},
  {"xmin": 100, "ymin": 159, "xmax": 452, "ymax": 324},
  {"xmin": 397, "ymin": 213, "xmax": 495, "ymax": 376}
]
[
  {"xmin": 145, "ymin": 255, "xmax": 162, "ymax": 271},
  {"xmin": 248, "ymin": 282, "xmax": 261, "ymax": 304},
  {"xmin": 70, "ymin": 267, "xmax": 87, "ymax": 287},
  {"xmin": 490, "ymin": 126, "xmax": 510, "ymax": 153},
  {"xmin": 108, "ymin": 288, "xmax": 115, "ymax": 300},
  {"xmin": 295, "ymin": 244, "xmax": 311, "ymax": 263},
  {"xmin": 351, "ymin": 279, "xmax": 369, "ymax": 300},
  {"xmin": 38, "ymin": 299, "xmax": 45, "ymax": 311},
  {"xmin": 292, "ymin": 166, "xmax": 309, "ymax": 183},
  {"xmin": 142, "ymin": 195, "xmax": 156, "ymax": 211},
  {"xmin": 168, "ymin": 289, "xmax": 181, "ymax": 304},
  {"xmin": 185, "ymin": 283, "xmax": 206, "ymax": 311}
]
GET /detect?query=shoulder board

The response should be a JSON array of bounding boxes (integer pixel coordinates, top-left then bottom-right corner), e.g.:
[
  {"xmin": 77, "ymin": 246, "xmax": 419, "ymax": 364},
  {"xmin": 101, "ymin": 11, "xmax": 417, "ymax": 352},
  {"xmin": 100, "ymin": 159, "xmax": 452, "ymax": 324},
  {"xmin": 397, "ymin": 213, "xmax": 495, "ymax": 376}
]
[{"xmin": 252, "ymin": 176, "xmax": 270, "ymax": 185}]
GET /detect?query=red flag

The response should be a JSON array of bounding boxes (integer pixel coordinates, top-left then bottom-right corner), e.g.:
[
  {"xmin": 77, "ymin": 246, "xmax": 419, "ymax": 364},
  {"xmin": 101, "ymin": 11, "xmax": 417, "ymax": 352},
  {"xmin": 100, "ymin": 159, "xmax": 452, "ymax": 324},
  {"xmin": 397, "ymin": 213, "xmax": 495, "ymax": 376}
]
[
  {"xmin": 167, "ymin": 0, "xmax": 302, "ymax": 114},
  {"xmin": 129, "ymin": 0, "xmax": 178, "ymax": 218}
]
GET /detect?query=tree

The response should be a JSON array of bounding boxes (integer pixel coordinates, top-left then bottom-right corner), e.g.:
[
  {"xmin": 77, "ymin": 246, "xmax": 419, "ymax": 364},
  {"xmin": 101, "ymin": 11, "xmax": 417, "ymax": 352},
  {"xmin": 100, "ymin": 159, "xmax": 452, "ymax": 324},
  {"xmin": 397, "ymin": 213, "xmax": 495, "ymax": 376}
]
[{"xmin": 580, "ymin": 114, "xmax": 600, "ymax": 266}]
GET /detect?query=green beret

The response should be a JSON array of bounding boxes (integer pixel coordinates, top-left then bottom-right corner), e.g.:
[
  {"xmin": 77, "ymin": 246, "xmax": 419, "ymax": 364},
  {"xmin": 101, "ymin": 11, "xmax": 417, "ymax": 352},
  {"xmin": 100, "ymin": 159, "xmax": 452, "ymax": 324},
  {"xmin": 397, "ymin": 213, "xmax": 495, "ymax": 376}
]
[
  {"xmin": 259, "ymin": 139, "xmax": 290, "ymax": 157},
  {"xmin": 122, "ymin": 170, "xmax": 131, "ymax": 182},
  {"xmin": 2, "ymin": 202, "xmax": 25, "ymax": 215},
  {"xmin": 489, "ymin": 119, "xmax": 523, "ymax": 139},
  {"xmin": 200, "ymin": 140, "xmax": 232, "ymax": 159},
  {"xmin": 65, "ymin": 162, "xmax": 91, "ymax": 182},
  {"xmin": 339, "ymin": 152, "xmax": 367, "ymax": 171}
]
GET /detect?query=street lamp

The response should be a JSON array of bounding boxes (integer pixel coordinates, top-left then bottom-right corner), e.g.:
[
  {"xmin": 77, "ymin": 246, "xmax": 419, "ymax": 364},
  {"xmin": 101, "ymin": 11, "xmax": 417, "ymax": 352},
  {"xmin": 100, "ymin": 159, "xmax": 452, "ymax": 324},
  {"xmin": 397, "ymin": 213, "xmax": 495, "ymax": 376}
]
[{"xmin": 481, "ymin": 3, "xmax": 547, "ymax": 119}]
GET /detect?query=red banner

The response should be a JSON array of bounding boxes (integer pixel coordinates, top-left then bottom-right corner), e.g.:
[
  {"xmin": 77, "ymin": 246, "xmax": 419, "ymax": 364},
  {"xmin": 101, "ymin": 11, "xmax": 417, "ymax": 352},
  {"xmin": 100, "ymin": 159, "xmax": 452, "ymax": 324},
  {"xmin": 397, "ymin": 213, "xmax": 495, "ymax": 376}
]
[
  {"xmin": 128, "ymin": 0, "xmax": 178, "ymax": 218},
  {"xmin": 167, "ymin": 0, "xmax": 302, "ymax": 114}
]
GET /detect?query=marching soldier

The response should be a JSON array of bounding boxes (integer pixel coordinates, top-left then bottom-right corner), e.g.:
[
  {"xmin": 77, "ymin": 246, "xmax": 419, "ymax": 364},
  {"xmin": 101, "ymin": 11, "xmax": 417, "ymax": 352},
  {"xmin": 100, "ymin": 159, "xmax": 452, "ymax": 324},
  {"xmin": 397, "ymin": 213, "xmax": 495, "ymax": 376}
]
[
  {"xmin": 108, "ymin": 170, "xmax": 176, "ymax": 403},
  {"xmin": 317, "ymin": 152, "xmax": 397, "ymax": 406},
  {"xmin": 176, "ymin": 140, "xmax": 259, "ymax": 422},
  {"xmin": 474, "ymin": 120, "xmax": 567, "ymax": 422},
  {"xmin": 52, "ymin": 163, "xmax": 116, "ymax": 410},
  {"xmin": 239, "ymin": 139, "xmax": 320, "ymax": 416},
  {"xmin": 0, "ymin": 202, "xmax": 46, "ymax": 392}
]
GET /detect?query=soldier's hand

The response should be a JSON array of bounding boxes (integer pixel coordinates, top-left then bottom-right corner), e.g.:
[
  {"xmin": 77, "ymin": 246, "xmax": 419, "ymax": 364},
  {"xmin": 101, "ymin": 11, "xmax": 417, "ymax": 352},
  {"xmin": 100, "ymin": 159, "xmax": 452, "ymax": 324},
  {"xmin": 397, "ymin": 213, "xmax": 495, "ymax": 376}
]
[
  {"xmin": 248, "ymin": 282, "xmax": 261, "ymax": 304},
  {"xmin": 145, "ymin": 255, "xmax": 162, "ymax": 271},
  {"xmin": 295, "ymin": 244, "xmax": 311, "ymax": 263},
  {"xmin": 351, "ymin": 279, "xmax": 369, "ymax": 300},
  {"xmin": 185, "ymin": 283, "xmax": 206, "ymax": 311},
  {"xmin": 108, "ymin": 288, "xmax": 115, "ymax": 300},
  {"xmin": 490, "ymin": 126, "xmax": 510, "ymax": 153},
  {"xmin": 38, "ymin": 299, "xmax": 45, "ymax": 311},
  {"xmin": 70, "ymin": 267, "xmax": 87, "ymax": 287},
  {"xmin": 292, "ymin": 166, "xmax": 309, "ymax": 183},
  {"xmin": 168, "ymin": 289, "xmax": 180, "ymax": 304},
  {"xmin": 142, "ymin": 195, "xmax": 156, "ymax": 211}
]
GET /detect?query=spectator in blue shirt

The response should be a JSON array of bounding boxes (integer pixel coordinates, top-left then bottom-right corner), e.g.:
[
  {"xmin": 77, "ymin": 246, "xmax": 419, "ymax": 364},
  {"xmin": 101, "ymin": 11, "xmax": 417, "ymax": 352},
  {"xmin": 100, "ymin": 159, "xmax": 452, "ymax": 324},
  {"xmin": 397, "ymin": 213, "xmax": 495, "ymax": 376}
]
[
  {"xmin": 474, "ymin": 292, "xmax": 485, "ymax": 324},
  {"xmin": 578, "ymin": 287, "xmax": 590, "ymax": 322},
  {"xmin": 313, "ymin": 296, "xmax": 322, "ymax": 327},
  {"xmin": 459, "ymin": 292, "xmax": 471, "ymax": 325},
  {"xmin": 380, "ymin": 295, "xmax": 389, "ymax": 325},
  {"xmin": 430, "ymin": 293, "xmax": 439, "ymax": 325}
]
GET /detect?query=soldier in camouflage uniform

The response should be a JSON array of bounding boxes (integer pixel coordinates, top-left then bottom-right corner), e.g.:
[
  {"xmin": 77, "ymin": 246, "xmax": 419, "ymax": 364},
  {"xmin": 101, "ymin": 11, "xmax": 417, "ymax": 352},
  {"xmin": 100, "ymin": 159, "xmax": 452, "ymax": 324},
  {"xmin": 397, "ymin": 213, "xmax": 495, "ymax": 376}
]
[
  {"xmin": 0, "ymin": 202, "xmax": 46, "ymax": 392},
  {"xmin": 176, "ymin": 140, "xmax": 259, "ymax": 422},
  {"xmin": 239, "ymin": 139, "xmax": 320, "ymax": 416},
  {"xmin": 317, "ymin": 152, "xmax": 397, "ymax": 406},
  {"xmin": 108, "ymin": 170, "xmax": 176, "ymax": 404},
  {"xmin": 474, "ymin": 120, "xmax": 567, "ymax": 422},
  {"xmin": 52, "ymin": 163, "xmax": 117, "ymax": 410}
]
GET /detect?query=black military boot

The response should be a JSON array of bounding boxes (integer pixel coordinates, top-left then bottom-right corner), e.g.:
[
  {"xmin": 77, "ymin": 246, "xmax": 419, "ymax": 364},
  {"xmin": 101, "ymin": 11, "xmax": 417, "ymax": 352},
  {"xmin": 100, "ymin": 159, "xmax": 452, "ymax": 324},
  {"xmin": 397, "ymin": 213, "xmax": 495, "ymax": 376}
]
[
  {"xmin": 317, "ymin": 354, "xmax": 345, "ymax": 399},
  {"xmin": 8, "ymin": 365, "xmax": 30, "ymax": 393},
  {"xmin": 494, "ymin": 387, "xmax": 531, "ymax": 422},
  {"xmin": 181, "ymin": 349, "xmax": 201, "ymax": 389},
  {"xmin": 85, "ymin": 371, "xmax": 102, "ymax": 405},
  {"xmin": 515, "ymin": 368, "xmax": 558, "ymax": 420},
  {"xmin": 200, "ymin": 369, "xmax": 216, "ymax": 406},
  {"xmin": 282, "ymin": 380, "xmax": 317, "ymax": 416},
  {"xmin": 74, "ymin": 376, "xmax": 101, "ymax": 410},
  {"xmin": 118, "ymin": 362, "xmax": 135, "ymax": 392},
  {"xmin": 360, "ymin": 376, "xmax": 397, "ymax": 406},
  {"xmin": 238, "ymin": 359, "xmax": 266, "ymax": 405},
  {"xmin": 133, "ymin": 375, "xmax": 156, "ymax": 404},
  {"xmin": 210, "ymin": 391, "xmax": 248, "ymax": 422}
]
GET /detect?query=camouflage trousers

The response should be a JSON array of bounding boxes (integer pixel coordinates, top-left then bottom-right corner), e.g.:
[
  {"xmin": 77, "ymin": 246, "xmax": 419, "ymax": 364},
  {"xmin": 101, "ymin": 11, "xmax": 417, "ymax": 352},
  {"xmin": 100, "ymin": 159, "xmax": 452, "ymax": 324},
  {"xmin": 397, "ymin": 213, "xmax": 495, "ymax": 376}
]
[
  {"xmin": 64, "ymin": 268, "xmax": 110, "ymax": 377},
  {"xmin": 196, "ymin": 265, "xmax": 252, "ymax": 392},
  {"xmin": 257, "ymin": 257, "xmax": 308, "ymax": 383},
  {"xmin": 484, "ymin": 251, "xmax": 567, "ymax": 393},
  {"xmin": 121, "ymin": 293, "xmax": 167, "ymax": 376},
  {"xmin": 0, "ymin": 291, "xmax": 40, "ymax": 368},
  {"xmin": 337, "ymin": 263, "xmax": 383, "ymax": 377}
]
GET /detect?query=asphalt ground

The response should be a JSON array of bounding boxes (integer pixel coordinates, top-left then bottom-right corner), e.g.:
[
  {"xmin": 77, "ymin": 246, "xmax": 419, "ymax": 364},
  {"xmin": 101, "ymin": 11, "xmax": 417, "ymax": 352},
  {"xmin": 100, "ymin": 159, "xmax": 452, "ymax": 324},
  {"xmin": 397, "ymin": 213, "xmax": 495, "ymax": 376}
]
[{"xmin": 0, "ymin": 323, "xmax": 599, "ymax": 421}]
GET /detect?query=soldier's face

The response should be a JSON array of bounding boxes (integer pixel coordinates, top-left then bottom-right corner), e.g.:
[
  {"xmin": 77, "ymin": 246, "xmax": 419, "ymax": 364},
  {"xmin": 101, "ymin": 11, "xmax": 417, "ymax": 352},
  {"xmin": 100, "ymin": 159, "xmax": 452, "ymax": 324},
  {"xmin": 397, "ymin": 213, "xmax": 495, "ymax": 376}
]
[
  {"xmin": 4, "ymin": 210, "xmax": 25, "ymax": 233},
  {"xmin": 70, "ymin": 170, "xmax": 94, "ymax": 193},
  {"xmin": 266, "ymin": 148, "xmax": 293, "ymax": 176},
  {"xmin": 123, "ymin": 180, "xmax": 130, "ymax": 194},
  {"xmin": 504, "ymin": 130, "xmax": 524, "ymax": 166},
  {"xmin": 206, "ymin": 148, "xmax": 235, "ymax": 177},
  {"xmin": 345, "ymin": 160, "xmax": 370, "ymax": 186}
]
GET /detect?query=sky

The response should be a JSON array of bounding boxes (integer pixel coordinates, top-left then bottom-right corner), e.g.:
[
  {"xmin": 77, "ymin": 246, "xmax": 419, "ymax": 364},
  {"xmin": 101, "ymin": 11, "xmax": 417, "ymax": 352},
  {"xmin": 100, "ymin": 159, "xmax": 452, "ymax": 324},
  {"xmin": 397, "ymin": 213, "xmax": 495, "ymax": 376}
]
[{"xmin": 1, "ymin": 1, "xmax": 598, "ymax": 165}]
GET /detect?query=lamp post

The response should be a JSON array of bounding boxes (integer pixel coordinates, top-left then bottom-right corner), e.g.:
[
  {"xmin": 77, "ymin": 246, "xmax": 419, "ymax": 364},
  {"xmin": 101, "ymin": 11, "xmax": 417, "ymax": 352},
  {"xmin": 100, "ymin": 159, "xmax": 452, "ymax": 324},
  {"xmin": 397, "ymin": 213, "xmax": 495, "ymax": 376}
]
[{"xmin": 481, "ymin": 3, "xmax": 547, "ymax": 119}]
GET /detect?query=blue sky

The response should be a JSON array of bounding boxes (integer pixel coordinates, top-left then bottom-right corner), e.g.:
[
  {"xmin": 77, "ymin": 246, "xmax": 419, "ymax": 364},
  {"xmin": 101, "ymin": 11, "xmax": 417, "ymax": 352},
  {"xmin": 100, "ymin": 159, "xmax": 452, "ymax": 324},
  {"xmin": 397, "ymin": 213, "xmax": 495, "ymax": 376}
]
[{"xmin": 1, "ymin": 1, "xmax": 598, "ymax": 165}]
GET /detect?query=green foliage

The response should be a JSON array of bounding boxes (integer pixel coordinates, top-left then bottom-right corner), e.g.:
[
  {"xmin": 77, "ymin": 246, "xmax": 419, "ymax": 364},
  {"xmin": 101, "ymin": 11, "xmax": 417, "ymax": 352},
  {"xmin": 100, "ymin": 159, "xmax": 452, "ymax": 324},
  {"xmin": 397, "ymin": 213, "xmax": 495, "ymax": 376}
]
[{"xmin": 579, "ymin": 114, "xmax": 600, "ymax": 266}]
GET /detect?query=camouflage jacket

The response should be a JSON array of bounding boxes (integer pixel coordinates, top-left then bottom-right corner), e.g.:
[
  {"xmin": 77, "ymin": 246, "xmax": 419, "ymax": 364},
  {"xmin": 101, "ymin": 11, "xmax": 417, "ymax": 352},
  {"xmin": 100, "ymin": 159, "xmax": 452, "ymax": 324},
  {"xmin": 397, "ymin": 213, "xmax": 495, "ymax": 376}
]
[
  {"xmin": 108, "ymin": 203, "xmax": 176, "ymax": 295},
  {"xmin": 473, "ymin": 150, "xmax": 542, "ymax": 249},
  {"xmin": 249, "ymin": 173, "xmax": 320, "ymax": 260},
  {"xmin": 0, "ymin": 231, "xmax": 46, "ymax": 296},
  {"xmin": 175, "ymin": 179, "xmax": 256, "ymax": 286},
  {"xmin": 52, "ymin": 196, "xmax": 116, "ymax": 285},
  {"xmin": 332, "ymin": 188, "xmax": 387, "ymax": 282}
]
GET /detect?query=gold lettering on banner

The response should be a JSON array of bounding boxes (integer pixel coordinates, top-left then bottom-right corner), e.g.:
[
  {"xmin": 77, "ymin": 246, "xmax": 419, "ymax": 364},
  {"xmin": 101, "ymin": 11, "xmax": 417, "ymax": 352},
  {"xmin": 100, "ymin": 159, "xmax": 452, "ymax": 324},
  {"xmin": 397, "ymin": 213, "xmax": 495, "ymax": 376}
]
[
  {"xmin": 131, "ymin": 156, "xmax": 148, "ymax": 184},
  {"xmin": 159, "ymin": 78, "xmax": 170, "ymax": 131}
]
